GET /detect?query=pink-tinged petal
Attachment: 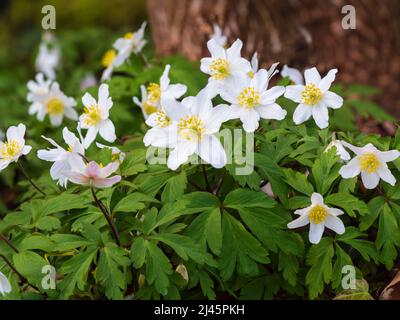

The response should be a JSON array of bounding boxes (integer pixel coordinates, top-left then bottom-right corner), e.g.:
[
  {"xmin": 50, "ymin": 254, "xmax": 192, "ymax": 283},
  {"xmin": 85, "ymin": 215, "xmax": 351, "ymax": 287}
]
[
  {"xmin": 99, "ymin": 161, "xmax": 120, "ymax": 178},
  {"xmin": 64, "ymin": 171, "xmax": 90, "ymax": 186},
  {"xmin": 86, "ymin": 161, "xmax": 101, "ymax": 178},
  {"xmin": 93, "ymin": 175, "xmax": 121, "ymax": 188}
]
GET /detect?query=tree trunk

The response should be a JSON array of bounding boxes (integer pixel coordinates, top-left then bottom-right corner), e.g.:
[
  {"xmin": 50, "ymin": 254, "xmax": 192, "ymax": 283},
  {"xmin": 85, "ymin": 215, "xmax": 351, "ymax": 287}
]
[{"xmin": 146, "ymin": 0, "xmax": 400, "ymax": 118}]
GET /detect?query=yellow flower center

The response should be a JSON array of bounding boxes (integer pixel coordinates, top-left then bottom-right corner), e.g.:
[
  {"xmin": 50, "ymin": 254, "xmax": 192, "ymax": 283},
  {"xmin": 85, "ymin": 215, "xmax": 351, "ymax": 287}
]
[
  {"xmin": 359, "ymin": 153, "xmax": 380, "ymax": 173},
  {"xmin": 83, "ymin": 105, "xmax": 102, "ymax": 126},
  {"xmin": 155, "ymin": 110, "xmax": 171, "ymax": 128},
  {"xmin": 309, "ymin": 204, "xmax": 328, "ymax": 224},
  {"xmin": 0, "ymin": 140, "xmax": 22, "ymax": 160},
  {"xmin": 142, "ymin": 101, "xmax": 158, "ymax": 115},
  {"xmin": 102, "ymin": 49, "xmax": 116, "ymax": 68},
  {"xmin": 178, "ymin": 115, "xmax": 205, "ymax": 141},
  {"xmin": 111, "ymin": 153, "xmax": 120, "ymax": 162},
  {"xmin": 67, "ymin": 145, "xmax": 73, "ymax": 153},
  {"xmin": 238, "ymin": 86, "xmax": 260, "ymax": 109},
  {"xmin": 301, "ymin": 83, "xmax": 323, "ymax": 106},
  {"xmin": 247, "ymin": 70, "xmax": 255, "ymax": 78},
  {"xmin": 146, "ymin": 83, "xmax": 161, "ymax": 104},
  {"xmin": 124, "ymin": 32, "xmax": 134, "ymax": 39},
  {"xmin": 46, "ymin": 97, "xmax": 64, "ymax": 115},
  {"xmin": 210, "ymin": 58, "xmax": 230, "ymax": 80}
]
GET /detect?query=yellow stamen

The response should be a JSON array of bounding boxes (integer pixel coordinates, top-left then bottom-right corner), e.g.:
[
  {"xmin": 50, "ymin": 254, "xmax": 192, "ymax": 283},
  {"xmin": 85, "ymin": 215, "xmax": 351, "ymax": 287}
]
[
  {"xmin": 0, "ymin": 140, "xmax": 22, "ymax": 160},
  {"xmin": 301, "ymin": 83, "xmax": 323, "ymax": 106},
  {"xmin": 146, "ymin": 83, "xmax": 161, "ymax": 104},
  {"xmin": 111, "ymin": 153, "xmax": 120, "ymax": 162},
  {"xmin": 102, "ymin": 49, "xmax": 116, "ymax": 68},
  {"xmin": 247, "ymin": 70, "xmax": 255, "ymax": 79},
  {"xmin": 124, "ymin": 32, "xmax": 134, "ymax": 39},
  {"xmin": 178, "ymin": 115, "xmax": 205, "ymax": 141},
  {"xmin": 46, "ymin": 97, "xmax": 64, "ymax": 116},
  {"xmin": 83, "ymin": 105, "xmax": 102, "ymax": 126},
  {"xmin": 309, "ymin": 204, "xmax": 328, "ymax": 224},
  {"xmin": 359, "ymin": 153, "xmax": 380, "ymax": 173},
  {"xmin": 155, "ymin": 110, "xmax": 171, "ymax": 128},
  {"xmin": 238, "ymin": 86, "xmax": 260, "ymax": 109},
  {"xmin": 67, "ymin": 145, "xmax": 73, "ymax": 153},
  {"xmin": 142, "ymin": 101, "xmax": 158, "ymax": 115},
  {"xmin": 210, "ymin": 58, "xmax": 230, "ymax": 80}
]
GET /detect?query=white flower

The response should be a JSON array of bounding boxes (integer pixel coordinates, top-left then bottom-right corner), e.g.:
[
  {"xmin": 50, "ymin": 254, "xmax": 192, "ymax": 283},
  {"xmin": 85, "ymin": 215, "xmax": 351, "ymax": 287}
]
[
  {"xmin": 210, "ymin": 23, "xmax": 227, "ymax": 47},
  {"xmin": 79, "ymin": 84, "xmax": 116, "ymax": 148},
  {"xmin": 325, "ymin": 140, "xmax": 351, "ymax": 161},
  {"xmin": 288, "ymin": 192, "xmax": 345, "ymax": 244},
  {"xmin": 96, "ymin": 142, "xmax": 126, "ymax": 163},
  {"xmin": 160, "ymin": 89, "xmax": 229, "ymax": 170},
  {"xmin": 143, "ymin": 109, "xmax": 178, "ymax": 149},
  {"xmin": 280, "ymin": 65, "xmax": 304, "ymax": 85},
  {"xmin": 112, "ymin": 22, "xmax": 147, "ymax": 67},
  {"xmin": 200, "ymin": 38, "xmax": 251, "ymax": 89},
  {"xmin": 339, "ymin": 141, "xmax": 400, "ymax": 189},
  {"xmin": 37, "ymin": 127, "xmax": 85, "ymax": 188},
  {"xmin": 35, "ymin": 39, "xmax": 60, "ymax": 80},
  {"xmin": 29, "ymin": 81, "xmax": 78, "ymax": 127},
  {"xmin": 0, "ymin": 271, "xmax": 11, "ymax": 296},
  {"xmin": 284, "ymin": 67, "xmax": 343, "ymax": 129},
  {"xmin": 250, "ymin": 52, "xmax": 259, "ymax": 74},
  {"xmin": 220, "ymin": 68, "xmax": 286, "ymax": 132},
  {"xmin": 133, "ymin": 64, "xmax": 187, "ymax": 119},
  {"xmin": 27, "ymin": 73, "xmax": 51, "ymax": 104},
  {"xmin": 101, "ymin": 49, "xmax": 117, "ymax": 82},
  {"xmin": 0, "ymin": 124, "xmax": 32, "ymax": 171}
]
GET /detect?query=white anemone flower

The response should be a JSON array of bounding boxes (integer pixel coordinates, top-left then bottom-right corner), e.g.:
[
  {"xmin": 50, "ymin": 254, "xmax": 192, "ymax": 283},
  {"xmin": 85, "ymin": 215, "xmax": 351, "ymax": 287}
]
[
  {"xmin": 220, "ymin": 68, "xmax": 286, "ymax": 132},
  {"xmin": 79, "ymin": 84, "xmax": 116, "ymax": 148},
  {"xmin": 37, "ymin": 127, "xmax": 85, "ymax": 188},
  {"xmin": 284, "ymin": 67, "xmax": 343, "ymax": 129},
  {"xmin": 27, "ymin": 73, "xmax": 51, "ymax": 105},
  {"xmin": 325, "ymin": 139, "xmax": 351, "ymax": 161},
  {"xmin": 133, "ymin": 64, "xmax": 187, "ymax": 119},
  {"xmin": 0, "ymin": 124, "xmax": 32, "ymax": 171},
  {"xmin": 161, "ymin": 89, "xmax": 230, "ymax": 170},
  {"xmin": 30, "ymin": 82, "xmax": 78, "ymax": 127},
  {"xmin": 113, "ymin": 22, "xmax": 147, "ymax": 67},
  {"xmin": 288, "ymin": 192, "xmax": 345, "ymax": 244},
  {"xmin": 200, "ymin": 38, "xmax": 251, "ymax": 90},
  {"xmin": 143, "ymin": 109, "xmax": 178, "ymax": 149},
  {"xmin": 339, "ymin": 141, "xmax": 400, "ymax": 189},
  {"xmin": 35, "ymin": 42, "xmax": 60, "ymax": 80},
  {"xmin": 280, "ymin": 65, "xmax": 304, "ymax": 85},
  {"xmin": 210, "ymin": 23, "xmax": 227, "ymax": 47},
  {"xmin": 0, "ymin": 271, "xmax": 11, "ymax": 296},
  {"xmin": 101, "ymin": 49, "xmax": 117, "ymax": 82},
  {"xmin": 96, "ymin": 143, "xmax": 126, "ymax": 163}
]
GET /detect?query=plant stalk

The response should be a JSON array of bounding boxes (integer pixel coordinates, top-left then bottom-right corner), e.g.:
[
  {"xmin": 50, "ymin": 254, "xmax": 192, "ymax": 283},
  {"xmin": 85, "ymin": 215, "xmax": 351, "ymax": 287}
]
[{"xmin": 17, "ymin": 162, "xmax": 46, "ymax": 196}]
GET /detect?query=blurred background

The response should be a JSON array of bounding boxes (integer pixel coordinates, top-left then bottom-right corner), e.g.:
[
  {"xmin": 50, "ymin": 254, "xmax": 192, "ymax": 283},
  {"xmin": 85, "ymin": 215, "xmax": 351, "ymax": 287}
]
[{"xmin": 0, "ymin": 0, "xmax": 399, "ymax": 117}]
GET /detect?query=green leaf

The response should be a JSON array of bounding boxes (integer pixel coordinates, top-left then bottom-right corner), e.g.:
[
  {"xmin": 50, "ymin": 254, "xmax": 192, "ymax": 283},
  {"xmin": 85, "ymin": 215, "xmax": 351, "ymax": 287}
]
[
  {"xmin": 219, "ymin": 212, "xmax": 269, "ymax": 280},
  {"xmin": 131, "ymin": 236, "xmax": 147, "ymax": 268},
  {"xmin": 113, "ymin": 192, "xmax": 158, "ymax": 213},
  {"xmin": 224, "ymin": 188, "xmax": 275, "ymax": 209},
  {"xmin": 305, "ymin": 237, "xmax": 334, "ymax": 299},
  {"xmin": 325, "ymin": 193, "xmax": 369, "ymax": 217},
  {"xmin": 35, "ymin": 216, "xmax": 61, "ymax": 231},
  {"xmin": 278, "ymin": 252, "xmax": 299, "ymax": 286},
  {"xmin": 161, "ymin": 172, "xmax": 187, "ymax": 203},
  {"xmin": 96, "ymin": 243, "xmax": 130, "ymax": 299},
  {"xmin": 283, "ymin": 168, "xmax": 314, "ymax": 196},
  {"xmin": 13, "ymin": 251, "xmax": 48, "ymax": 289},
  {"xmin": 311, "ymin": 148, "xmax": 341, "ymax": 195},
  {"xmin": 120, "ymin": 149, "xmax": 147, "ymax": 177}
]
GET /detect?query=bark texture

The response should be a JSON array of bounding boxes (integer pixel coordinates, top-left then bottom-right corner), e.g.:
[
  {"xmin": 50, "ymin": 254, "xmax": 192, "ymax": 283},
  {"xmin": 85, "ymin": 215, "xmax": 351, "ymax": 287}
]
[{"xmin": 146, "ymin": 0, "xmax": 400, "ymax": 117}]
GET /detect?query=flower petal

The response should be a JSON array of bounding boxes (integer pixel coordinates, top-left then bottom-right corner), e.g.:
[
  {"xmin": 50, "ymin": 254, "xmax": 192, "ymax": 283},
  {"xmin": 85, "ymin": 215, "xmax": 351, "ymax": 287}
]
[
  {"xmin": 257, "ymin": 103, "xmax": 287, "ymax": 120},
  {"xmin": 309, "ymin": 223, "xmax": 325, "ymax": 244},
  {"xmin": 311, "ymin": 193, "xmax": 324, "ymax": 205},
  {"xmin": 293, "ymin": 104, "xmax": 312, "ymax": 124},
  {"xmin": 197, "ymin": 135, "xmax": 227, "ymax": 169},
  {"xmin": 318, "ymin": 68, "xmax": 337, "ymax": 92},
  {"xmin": 312, "ymin": 104, "xmax": 329, "ymax": 129},
  {"xmin": 284, "ymin": 85, "xmax": 304, "ymax": 103},
  {"xmin": 377, "ymin": 165, "xmax": 396, "ymax": 186},
  {"xmin": 378, "ymin": 150, "xmax": 400, "ymax": 162},
  {"xmin": 339, "ymin": 157, "xmax": 361, "ymax": 178},
  {"xmin": 323, "ymin": 91, "xmax": 343, "ymax": 109},
  {"xmin": 324, "ymin": 215, "xmax": 345, "ymax": 234},
  {"xmin": 99, "ymin": 119, "xmax": 116, "ymax": 143},
  {"xmin": 240, "ymin": 108, "xmax": 260, "ymax": 133},
  {"xmin": 361, "ymin": 171, "xmax": 380, "ymax": 189},
  {"xmin": 304, "ymin": 67, "xmax": 321, "ymax": 85},
  {"xmin": 287, "ymin": 214, "xmax": 310, "ymax": 229}
]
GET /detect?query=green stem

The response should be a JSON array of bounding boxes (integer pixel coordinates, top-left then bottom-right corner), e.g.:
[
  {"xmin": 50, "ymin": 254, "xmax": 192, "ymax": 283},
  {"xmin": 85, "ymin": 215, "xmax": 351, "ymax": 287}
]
[
  {"xmin": 0, "ymin": 233, "xmax": 19, "ymax": 253},
  {"xmin": 17, "ymin": 162, "xmax": 46, "ymax": 196},
  {"xmin": 90, "ymin": 187, "xmax": 121, "ymax": 246},
  {"xmin": 201, "ymin": 164, "xmax": 212, "ymax": 192}
]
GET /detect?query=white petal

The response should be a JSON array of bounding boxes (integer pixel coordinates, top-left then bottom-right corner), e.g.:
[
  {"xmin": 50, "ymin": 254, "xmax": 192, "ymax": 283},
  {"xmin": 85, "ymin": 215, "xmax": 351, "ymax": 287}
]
[
  {"xmin": 311, "ymin": 193, "xmax": 324, "ymax": 205},
  {"xmin": 64, "ymin": 106, "xmax": 78, "ymax": 120},
  {"xmin": 207, "ymin": 39, "xmax": 225, "ymax": 58},
  {"xmin": 312, "ymin": 104, "xmax": 329, "ymax": 129},
  {"xmin": 257, "ymin": 103, "xmax": 287, "ymax": 120},
  {"xmin": 304, "ymin": 67, "xmax": 321, "ymax": 85},
  {"xmin": 309, "ymin": 223, "xmax": 325, "ymax": 244},
  {"xmin": 329, "ymin": 208, "xmax": 344, "ymax": 216},
  {"xmin": 226, "ymin": 39, "xmax": 243, "ymax": 59},
  {"xmin": 324, "ymin": 215, "xmax": 345, "ymax": 234},
  {"xmin": 318, "ymin": 69, "xmax": 338, "ymax": 92},
  {"xmin": 0, "ymin": 271, "xmax": 11, "ymax": 295},
  {"xmin": 82, "ymin": 92, "xmax": 97, "ymax": 107},
  {"xmin": 166, "ymin": 84, "xmax": 187, "ymax": 99},
  {"xmin": 167, "ymin": 142, "xmax": 196, "ymax": 171},
  {"xmin": 205, "ymin": 104, "xmax": 233, "ymax": 133},
  {"xmin": 50, "ymin": 114, "xmax": 63, "ymax": 127},
  {"xmin": 160, "ymin": 64, "xmax": 171, "ymax": 89},
  {"xmin": 284, "ymin": 85, "xmax": 304, "ymax": 103},
  {"xmin": 287, "ymin": 214, "xmax": 310, "ymax": 229},
  {"xmin": 260, "ymin": 86, "xmax": 285, "ymax": 105},
  {"xmin": 378, "ymin": 150, "xmax": 400, "ymax": 162},
  {"xmin": 340, "ymin": 141, "xmax": 364, "ymax": 156},
  {"xmin": 293, "ymin": 104, "xmax": 312, "ymax": 124},
  {"xmin": 197, "ymin": 135, "xmax": 227, "ymax": 169},
  {"xmin": 84, "ymin": 126, "xmax": 99, "ymax": 148},
  {"xmin": 240, "ymin": 108, "xmax": 260, "ymax": 133},
  {"xmin": 281, "ymin": 65, "xmax": 304, "ymax": 85},
  {"xmin": 361, "ymin": 171, "xmax": 380, "ymax": 189},
  {"xmin": 339, "ymin": 157, "xmax": 361, "ymax": 178},
  {"xmin": 377, "ymin": 165, "xmax": 396, "ymax": 186},
  {"xmin": 99, "ymin": 119, "xmax": 116, "ymax": 143},
  {"xmin": 323, "ymin": 91, "xmax": 343, "ymax": 109}
]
